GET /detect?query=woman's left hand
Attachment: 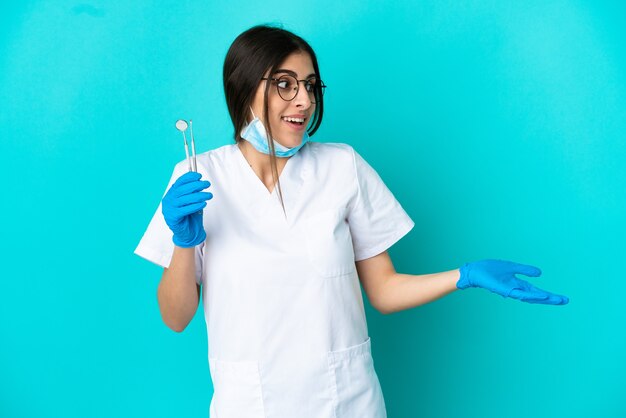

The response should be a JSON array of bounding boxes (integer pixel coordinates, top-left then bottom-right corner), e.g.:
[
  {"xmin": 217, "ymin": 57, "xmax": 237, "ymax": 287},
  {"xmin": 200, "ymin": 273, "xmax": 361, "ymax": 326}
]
[{"xmin": 456, "ymin": 259, "xmax": 569, "ymax": 305}]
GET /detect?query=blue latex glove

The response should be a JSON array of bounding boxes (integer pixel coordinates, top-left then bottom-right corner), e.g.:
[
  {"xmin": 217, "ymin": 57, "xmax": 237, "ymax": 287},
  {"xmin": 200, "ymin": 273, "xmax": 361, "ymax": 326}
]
[
  {"xmin": 161, "ymin": 171, "xmax": 213, "ymax": 248},
  {"xmin": 456, "ymin": 259, "xmax": 569, "ymax": 305}
]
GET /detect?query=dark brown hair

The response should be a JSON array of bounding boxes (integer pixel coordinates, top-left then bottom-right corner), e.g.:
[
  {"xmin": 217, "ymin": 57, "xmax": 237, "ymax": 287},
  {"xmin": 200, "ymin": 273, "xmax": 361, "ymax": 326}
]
[{"xmin": 223, "ymin": 24, "xmax": 324, "ymax": 213}]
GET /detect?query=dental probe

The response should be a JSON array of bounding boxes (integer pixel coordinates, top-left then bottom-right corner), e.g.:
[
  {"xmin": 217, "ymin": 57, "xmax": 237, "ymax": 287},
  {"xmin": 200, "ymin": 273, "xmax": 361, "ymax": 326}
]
[{"xmin": 190, "ymin": 119, "xmax": 198, "ymax": 172}]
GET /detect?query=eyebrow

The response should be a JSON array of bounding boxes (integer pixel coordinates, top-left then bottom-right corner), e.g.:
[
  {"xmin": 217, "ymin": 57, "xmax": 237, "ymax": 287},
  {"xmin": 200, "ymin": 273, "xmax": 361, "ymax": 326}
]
[{"xmin": 274, "ymin": 69, "xmax": 317, "ymax": 78}]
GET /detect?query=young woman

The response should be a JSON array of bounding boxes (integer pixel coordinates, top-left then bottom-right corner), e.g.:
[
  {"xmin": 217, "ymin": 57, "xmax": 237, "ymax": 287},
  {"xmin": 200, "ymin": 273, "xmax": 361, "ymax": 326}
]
[{"xmin": 135, "ymin": 24, "xmax": 569, "ymax": 418}]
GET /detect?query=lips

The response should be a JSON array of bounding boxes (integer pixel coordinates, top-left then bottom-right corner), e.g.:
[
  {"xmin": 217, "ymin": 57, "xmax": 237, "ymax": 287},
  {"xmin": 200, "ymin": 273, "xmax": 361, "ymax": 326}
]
[{"xmin": 281, "ymin": 117, "xmax": 306, "ymax": 131}]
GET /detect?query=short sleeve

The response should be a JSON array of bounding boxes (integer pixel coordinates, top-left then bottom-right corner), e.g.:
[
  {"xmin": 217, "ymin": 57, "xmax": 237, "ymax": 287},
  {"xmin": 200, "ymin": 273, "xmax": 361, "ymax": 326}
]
[
  {"xmin": 347, "ymin": 147, "xmax": 415, "ymax": 261},
  {"xmin": 134, "ymin": 162, "xmax": 204, "ymax": 286}
]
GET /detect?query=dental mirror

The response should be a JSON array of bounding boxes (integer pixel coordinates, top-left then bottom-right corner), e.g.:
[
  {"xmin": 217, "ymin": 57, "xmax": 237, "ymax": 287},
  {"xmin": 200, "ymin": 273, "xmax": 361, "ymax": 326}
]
[{"xmin": 175, "ymin": 119, "xmax": 188, "ymax": 132}]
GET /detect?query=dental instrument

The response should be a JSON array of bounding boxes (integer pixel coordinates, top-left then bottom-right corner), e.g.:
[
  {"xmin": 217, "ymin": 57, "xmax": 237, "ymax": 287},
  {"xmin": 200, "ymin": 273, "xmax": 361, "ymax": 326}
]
[
  {"xmin": 190, "ymin": 119, "xmax": 198, "ymax": 172},
  {"xmin": 175, "ymin": 119, "xmax": 195, "ymax": 172}
]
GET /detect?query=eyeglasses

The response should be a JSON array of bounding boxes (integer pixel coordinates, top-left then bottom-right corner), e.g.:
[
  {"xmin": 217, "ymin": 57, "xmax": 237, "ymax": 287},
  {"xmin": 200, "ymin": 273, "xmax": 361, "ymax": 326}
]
[{"xmin": 261, "ymin": 74, "xmax": 326, "ymax": 104}]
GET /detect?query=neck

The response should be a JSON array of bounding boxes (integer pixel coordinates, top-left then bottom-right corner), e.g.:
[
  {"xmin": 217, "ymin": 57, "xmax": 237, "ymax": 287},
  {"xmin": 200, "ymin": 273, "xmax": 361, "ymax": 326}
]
[{"xmin": 237, "ymin": 139, "xmax": 289, "ymax": 177}]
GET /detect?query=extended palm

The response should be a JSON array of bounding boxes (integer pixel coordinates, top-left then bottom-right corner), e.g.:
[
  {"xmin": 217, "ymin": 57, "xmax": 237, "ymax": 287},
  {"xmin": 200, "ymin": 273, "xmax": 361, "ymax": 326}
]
[{"xmin": 457, "ymin": 259, "xmax": 569, "ymax": 305}]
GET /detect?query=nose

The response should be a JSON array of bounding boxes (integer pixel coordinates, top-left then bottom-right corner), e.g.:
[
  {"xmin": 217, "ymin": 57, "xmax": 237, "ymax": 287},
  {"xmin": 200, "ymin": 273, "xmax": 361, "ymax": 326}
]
[{"xmin": 293, "ymin": 81, "xmax": 312, "ymax": 109}]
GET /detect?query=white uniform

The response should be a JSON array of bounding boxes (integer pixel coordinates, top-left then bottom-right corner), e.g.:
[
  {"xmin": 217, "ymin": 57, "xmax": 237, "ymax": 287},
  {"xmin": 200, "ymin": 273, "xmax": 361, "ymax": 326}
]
[{"xmin": 135, "ymin": 141, "xmax": 414, "ymax": 418}]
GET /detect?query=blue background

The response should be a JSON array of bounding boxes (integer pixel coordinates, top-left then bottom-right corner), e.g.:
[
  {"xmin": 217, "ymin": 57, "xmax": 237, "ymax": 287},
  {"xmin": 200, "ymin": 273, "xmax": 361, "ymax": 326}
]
[{"xmin": 1, "ymin": 1, "xmax": 624, "ymax": 417}]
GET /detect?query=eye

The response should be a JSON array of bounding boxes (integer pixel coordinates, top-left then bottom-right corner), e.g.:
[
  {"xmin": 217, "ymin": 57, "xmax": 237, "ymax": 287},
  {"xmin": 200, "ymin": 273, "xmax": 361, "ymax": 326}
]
[
  {"xmin": 276, "ymin": 77, "xmax": 295, "ymax": 90},
  {"xmin": 305, "ymin": 79, "xmax": 317, "ymax": 92}
]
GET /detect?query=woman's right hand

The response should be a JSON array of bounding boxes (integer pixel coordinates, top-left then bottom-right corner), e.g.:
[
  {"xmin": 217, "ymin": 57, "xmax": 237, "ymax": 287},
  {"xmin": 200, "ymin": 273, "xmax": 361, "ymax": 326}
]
[{"xmin": 161, "ymin": 171, "xmax": 213, "ymax": 248}]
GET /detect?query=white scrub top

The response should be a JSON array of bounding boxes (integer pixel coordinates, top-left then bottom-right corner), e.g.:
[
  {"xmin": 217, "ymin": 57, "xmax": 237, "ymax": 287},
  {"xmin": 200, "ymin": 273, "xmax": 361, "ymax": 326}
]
[{"xmin": 135, "ymin": 141, "xmax": 414, "ymax": 418}]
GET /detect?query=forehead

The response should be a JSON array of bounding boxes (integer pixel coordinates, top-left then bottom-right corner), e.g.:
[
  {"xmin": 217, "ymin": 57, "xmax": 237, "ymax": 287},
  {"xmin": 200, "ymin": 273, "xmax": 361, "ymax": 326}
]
[{"xmin": 274, "ymin": 51, "xmax": 315, "ymax": 77}]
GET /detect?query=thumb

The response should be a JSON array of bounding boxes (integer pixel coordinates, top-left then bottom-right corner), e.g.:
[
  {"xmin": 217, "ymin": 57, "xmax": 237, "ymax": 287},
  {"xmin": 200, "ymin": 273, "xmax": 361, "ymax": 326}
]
[{"xmin": 509, "ymin": 261, "xmax": 542, "ymax": 277}]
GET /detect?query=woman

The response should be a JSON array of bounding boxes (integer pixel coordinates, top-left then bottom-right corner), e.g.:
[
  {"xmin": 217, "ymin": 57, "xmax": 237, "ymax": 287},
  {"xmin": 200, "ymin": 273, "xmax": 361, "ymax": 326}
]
[{"xmin": 135, "ymin": 24, "xmax": 569, "ymax": 418}]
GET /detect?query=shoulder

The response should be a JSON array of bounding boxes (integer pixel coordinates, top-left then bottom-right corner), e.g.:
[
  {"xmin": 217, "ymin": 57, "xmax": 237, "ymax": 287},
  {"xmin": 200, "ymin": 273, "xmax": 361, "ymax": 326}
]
[
  {"xmin": 197, "ymin": 143, "xmax": 236, "ymax": 165},
  {"xmin": 303, "ymin": 142, "xmax": 360, "ymax": 198},
  {"xmin": 169, "ymin": 143, "xmax": 237, "ymax": 174},
  {"xmin": 305, "ymin": 141, "xmax": 357, "ymax": 168},
  {"xmin": 306, "ymin": 140, "xmax": 355, "ymax": 155}
]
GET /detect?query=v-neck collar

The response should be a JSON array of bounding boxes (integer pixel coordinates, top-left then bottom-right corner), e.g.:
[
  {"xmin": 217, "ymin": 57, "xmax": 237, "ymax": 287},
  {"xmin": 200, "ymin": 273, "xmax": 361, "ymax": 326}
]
[
  {"xmin": 234, "ymin": 143, "xmax": 292, "ymax": 196},
  {"xmin": 232, "ymin": 143, "xmax": 310, "ymax": 224}
]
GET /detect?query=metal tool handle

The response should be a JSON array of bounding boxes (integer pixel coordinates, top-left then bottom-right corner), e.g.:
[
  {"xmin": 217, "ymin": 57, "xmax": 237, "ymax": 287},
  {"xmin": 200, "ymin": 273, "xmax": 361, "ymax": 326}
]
[{"xmin": 176, "ymin": 118, "xmax": 203, "ymax": 215}]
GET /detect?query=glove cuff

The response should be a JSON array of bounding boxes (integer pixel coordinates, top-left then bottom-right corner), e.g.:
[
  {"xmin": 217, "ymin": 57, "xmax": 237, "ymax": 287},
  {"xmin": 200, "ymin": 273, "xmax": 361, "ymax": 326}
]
[
  {"xmin": 456, "ymin": 262, "xmax": 473, "ymax": 290},
  {"xmin": 173, "ymin": 229, "xmax": 207, "ymax": 248}
]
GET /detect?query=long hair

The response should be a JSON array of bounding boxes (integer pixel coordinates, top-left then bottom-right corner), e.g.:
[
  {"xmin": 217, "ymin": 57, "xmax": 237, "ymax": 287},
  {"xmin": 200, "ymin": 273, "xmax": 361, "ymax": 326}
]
[{"xmin": 223, "ymin": 24, "xmax": 324, "ymax": 214}]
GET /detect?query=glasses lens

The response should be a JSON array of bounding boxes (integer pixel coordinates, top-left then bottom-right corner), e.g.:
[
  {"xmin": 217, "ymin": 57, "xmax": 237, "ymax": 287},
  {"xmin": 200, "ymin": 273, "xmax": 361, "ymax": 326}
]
[
  {"xmin": 276, "ymin": 75, "xmax": 298, "ymax": 101},
  {"xmin": 313, "ymin": 80, "xmax": 326, "ymax": 104},
  {"xmin": 273, "ymin": 75, "xmax": 325, "ymax": 103},
  {"xmin": 305, "ymin": 78, "xmax": 319, "ymax": 104}
]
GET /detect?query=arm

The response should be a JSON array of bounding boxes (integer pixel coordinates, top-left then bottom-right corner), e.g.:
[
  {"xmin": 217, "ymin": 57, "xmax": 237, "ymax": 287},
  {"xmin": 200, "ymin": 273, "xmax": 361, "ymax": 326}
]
[
  {"xmin": 356, "ymin": 253, "xmax": 570, "ymax": 313},
  {"xmin": 157, "ymin": 171, "xmax": 212, "ymax": 332},
  {"xmin": 157, "ymin": 246, "xmax": 202, "ymax": 332},
  {"xmin": 355, "ymin": 251, "xmax": 459, "ymax": 315}
]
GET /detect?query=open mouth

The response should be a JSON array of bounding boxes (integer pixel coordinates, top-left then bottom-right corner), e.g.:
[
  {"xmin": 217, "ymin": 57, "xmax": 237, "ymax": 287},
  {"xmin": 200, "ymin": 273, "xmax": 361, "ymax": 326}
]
[{"xmin": 281, "ymin": 116, "xmax": 306, "ymax": 127}]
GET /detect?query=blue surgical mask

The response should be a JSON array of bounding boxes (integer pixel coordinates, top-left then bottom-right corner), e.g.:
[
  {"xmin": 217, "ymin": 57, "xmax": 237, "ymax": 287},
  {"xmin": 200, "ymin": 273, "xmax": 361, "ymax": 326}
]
[{"xmin": 240, "ymin": 108, "xmax": 309, "ymax": 157}]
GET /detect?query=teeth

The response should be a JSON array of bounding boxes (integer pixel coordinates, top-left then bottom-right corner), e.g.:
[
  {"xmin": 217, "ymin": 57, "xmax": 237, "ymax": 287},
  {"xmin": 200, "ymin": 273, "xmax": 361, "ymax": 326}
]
[{"xmin": 282, "ymin": 116, "xmax": 305, "ymax": 123}]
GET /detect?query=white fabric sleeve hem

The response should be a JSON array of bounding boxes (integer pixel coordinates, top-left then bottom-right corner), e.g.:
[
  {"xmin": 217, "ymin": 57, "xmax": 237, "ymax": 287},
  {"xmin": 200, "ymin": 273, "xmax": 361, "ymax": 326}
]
[
  {"xmin": 353, "ymin": 217, "xmax": 415, "ymax": 262},
  {"xmin": 134, "ymin": 243, "xmax": 203, "ymax": 286},
  {"xmin": 133, "ymin": 245, "xmax": 173, "ymax": 269}
]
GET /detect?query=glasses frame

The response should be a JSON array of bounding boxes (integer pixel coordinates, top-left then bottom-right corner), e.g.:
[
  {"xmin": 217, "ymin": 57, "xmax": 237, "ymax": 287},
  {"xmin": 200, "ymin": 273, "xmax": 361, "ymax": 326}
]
[{"xmin": 261, "ymin": 75, "xmax": 327, "ymax": 104}]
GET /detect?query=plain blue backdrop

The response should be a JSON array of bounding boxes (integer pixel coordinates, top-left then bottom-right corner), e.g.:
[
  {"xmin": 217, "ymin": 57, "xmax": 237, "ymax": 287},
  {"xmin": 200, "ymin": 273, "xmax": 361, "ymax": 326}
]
[{"xmin": 1, "ymin": 1, "xmax": 624, "ymax": 417}]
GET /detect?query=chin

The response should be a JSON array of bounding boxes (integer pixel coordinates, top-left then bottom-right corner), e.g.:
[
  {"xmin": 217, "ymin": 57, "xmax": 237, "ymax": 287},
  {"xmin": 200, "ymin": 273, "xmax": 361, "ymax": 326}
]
[{"xmin": 277, "ymin": 135, "xmax": 302, "ymax": 148}]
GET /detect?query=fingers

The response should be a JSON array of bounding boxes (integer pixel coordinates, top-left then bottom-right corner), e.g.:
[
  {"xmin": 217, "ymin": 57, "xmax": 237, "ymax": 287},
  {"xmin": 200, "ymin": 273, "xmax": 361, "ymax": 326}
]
[
  {"xmin": 541, "ymin": 294, "xmax": 569, "ymax": 305},
  {"xmin": 162, "ymin": 172, "xmax": 214, "ymax": 218},
  {"xmin": 171, "ymin": 179, "xmax": 211, "ymax": 198},
  {"xmin": 175, "ymin": 191, "xmax": 213, "ymax": 207},
  {"xmin": 172, "ymin": 171, "xmax": 202, "ymax": 187},
  {"xmin": 509, "ymin": 288, "xmax": 549, "ymax": 303},
  {"xmin": 509, "ymin": 285, "xmax": 570, "ymax": 305},
  {"xmin": 503, "ymin": 261, "xmax": 569, "ymax": 304},
  {"xmin": 175, "ymin": 201, "xmax": 207, "ymax": 217}
]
